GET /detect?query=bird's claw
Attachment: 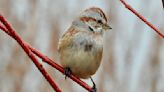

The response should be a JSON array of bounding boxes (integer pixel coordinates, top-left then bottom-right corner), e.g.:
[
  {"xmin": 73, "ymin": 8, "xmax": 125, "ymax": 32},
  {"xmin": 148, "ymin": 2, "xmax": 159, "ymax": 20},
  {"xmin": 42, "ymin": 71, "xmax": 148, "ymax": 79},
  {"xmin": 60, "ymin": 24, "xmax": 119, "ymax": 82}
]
[
  {"xmin": 90, "ymin": 77, "xmax": 97, "ymax": 92},
  {"xmin": 91, "ymin": 85, "xmax": 97, "ymax": 92},
  {"xmin": 64, "ymin": 67, "xmax": 72, "ymax": 79}
]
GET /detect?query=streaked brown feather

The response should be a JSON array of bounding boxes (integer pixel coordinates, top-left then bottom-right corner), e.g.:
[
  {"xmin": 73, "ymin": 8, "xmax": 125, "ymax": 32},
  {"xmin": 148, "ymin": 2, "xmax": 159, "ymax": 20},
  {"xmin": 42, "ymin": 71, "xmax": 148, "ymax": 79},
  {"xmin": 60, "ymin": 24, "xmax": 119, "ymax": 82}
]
[
  {"xmin": 58, "ymin": 26, "xmax": 79, "ymax": 52},
  {"xmin": 80, "ymin": 17, "xmax": 96, "ymax": 22}
]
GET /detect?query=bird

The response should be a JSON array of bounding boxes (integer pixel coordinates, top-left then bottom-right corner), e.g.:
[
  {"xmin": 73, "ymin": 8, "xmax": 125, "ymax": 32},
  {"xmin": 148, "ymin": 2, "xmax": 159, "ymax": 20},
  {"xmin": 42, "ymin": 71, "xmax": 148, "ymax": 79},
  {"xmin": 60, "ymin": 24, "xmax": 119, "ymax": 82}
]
[{"xmin": 58, "ymin": 7, "xmax": 112, "ymax": 92}]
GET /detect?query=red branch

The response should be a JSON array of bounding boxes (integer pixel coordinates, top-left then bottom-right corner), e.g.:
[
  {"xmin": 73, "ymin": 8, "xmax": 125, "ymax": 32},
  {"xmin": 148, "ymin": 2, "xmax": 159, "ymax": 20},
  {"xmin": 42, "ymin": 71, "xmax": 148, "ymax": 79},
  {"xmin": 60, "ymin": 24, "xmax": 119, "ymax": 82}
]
[
  {"xmin": 120, "ymin": 0, "xmax": 164, "ymax": 38},
  {"xmin": 0, "ymin": 15, "xmax": 61, "ymax": 92},
  {"xmin": 0, "ymin": 15, "xmax": 93, "ymax": 92}
]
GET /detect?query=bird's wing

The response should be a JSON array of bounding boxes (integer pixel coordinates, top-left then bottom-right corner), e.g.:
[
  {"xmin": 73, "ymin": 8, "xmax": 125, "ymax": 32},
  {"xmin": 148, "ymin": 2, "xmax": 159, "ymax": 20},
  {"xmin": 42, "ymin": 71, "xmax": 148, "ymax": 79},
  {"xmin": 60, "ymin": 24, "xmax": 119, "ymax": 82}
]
[{"xmin": 58, "ymin": 26, "xmax": 79, "ymax": 52}]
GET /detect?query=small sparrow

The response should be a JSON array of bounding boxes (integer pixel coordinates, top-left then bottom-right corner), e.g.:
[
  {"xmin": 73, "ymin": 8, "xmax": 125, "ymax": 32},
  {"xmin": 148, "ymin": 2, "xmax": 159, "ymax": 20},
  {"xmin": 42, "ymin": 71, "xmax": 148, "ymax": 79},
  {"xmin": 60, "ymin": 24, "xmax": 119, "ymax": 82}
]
[{"xmin": 58, "ymin": 7, "xmax": 111, "ymax": 91}]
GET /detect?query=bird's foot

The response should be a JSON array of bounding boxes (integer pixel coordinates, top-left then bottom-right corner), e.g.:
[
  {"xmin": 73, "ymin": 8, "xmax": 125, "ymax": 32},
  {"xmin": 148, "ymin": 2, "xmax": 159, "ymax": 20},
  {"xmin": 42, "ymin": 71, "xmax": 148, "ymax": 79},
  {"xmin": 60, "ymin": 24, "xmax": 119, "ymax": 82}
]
[
  {"xmin": 91, "ymin": 85, "xmax": 97, "ymax": 92},
  {"xmin": 64, "ymin": 67, "xmax": 72, "ymax": 79},
  {"xmin": 90, "ymin": 77, "xmax": 97, "ymax": 92}
]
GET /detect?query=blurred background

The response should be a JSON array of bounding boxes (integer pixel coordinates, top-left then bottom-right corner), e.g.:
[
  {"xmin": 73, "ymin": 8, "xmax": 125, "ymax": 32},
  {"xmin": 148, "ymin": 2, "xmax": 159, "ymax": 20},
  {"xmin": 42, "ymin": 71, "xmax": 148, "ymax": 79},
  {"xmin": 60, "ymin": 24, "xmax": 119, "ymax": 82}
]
[{"xmin": 0, "ymin": 0, "xmax": 164, "ymax": 92}]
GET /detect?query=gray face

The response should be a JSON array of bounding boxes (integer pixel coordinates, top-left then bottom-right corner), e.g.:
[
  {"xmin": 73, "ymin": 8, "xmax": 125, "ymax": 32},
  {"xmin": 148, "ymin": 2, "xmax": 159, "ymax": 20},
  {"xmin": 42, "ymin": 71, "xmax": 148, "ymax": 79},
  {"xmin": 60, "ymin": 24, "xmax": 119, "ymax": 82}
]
[
  {"xmin": 79, "ymin": 8, "xmax": 110, "ymax": 34},
  {"xmin": 72, "ymin": 7, "xmax": 111, "ymax": 35}
]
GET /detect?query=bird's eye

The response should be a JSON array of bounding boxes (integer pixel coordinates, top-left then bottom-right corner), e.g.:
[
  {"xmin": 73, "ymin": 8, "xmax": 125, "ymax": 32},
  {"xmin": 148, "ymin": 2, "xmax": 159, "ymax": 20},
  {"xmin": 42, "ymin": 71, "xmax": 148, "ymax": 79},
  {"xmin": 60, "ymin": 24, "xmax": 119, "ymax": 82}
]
[{"xmin": 97, "ymin": 20, "xmax": 102, "ymax": 24}]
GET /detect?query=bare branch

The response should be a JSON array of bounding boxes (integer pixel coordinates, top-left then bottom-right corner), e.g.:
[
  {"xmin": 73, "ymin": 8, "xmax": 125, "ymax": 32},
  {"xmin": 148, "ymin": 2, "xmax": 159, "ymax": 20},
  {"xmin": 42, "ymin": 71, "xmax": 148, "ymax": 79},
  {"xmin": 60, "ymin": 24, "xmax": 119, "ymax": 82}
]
[{"xmin": 120, "ymin": 0, "xmax": 164, "ymax": 38}]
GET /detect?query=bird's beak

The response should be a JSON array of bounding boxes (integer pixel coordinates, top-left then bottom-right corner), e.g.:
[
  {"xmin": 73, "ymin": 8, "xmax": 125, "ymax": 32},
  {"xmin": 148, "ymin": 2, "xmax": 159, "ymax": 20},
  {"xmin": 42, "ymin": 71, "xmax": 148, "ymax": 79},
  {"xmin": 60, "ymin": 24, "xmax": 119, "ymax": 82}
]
[{"xmin": 103, "ymin": 23, "xmax": 112, "ymax": 30}]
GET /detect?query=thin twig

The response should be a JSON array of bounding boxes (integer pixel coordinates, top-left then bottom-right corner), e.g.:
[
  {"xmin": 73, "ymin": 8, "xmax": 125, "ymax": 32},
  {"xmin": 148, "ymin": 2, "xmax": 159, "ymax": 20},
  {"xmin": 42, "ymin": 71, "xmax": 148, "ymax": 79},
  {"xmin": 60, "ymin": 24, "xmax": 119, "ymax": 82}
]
[{"xmin": 120, "ymin": 0, "xmax": 164, "ymax": 38}]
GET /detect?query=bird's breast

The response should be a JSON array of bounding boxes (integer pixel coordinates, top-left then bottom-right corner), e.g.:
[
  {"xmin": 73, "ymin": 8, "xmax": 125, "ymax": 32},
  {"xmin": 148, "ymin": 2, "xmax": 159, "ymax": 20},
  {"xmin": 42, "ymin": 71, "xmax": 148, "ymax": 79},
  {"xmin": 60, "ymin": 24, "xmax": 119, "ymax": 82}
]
[{"xmin": 60, "ymin": 32, "xmax": 103, "ymax": 79}]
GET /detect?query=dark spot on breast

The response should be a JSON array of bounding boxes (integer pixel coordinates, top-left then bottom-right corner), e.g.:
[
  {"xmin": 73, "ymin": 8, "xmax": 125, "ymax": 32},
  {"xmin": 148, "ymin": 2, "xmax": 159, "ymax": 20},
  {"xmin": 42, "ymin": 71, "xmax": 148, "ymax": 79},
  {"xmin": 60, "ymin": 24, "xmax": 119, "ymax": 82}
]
[
  {"xmin": 80, "ymin": 42, "xmax": 84, "ymax": 45},
  {"xmin": 84, "ymin": 44, "xmax": 93, "ymax": 51}
]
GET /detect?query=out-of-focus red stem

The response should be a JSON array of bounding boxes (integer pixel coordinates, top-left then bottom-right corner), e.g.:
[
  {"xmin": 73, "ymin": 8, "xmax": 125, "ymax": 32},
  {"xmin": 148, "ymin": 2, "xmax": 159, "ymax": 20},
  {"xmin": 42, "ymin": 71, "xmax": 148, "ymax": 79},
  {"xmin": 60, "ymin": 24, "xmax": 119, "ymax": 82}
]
[
  {"xmin": 0, "ymin": 14, "xmax": 93, "ymax": 92},
  {"xmin": 120, "ymin": 0, "xmax": 164, "ymax": 38},
  {"xmin": 162, "ymin": 0, "xmax": 164, "ymax": 9},
  {"xmin": 0, "ymin": 15, "xmax": 61, "ymax": 92}
]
